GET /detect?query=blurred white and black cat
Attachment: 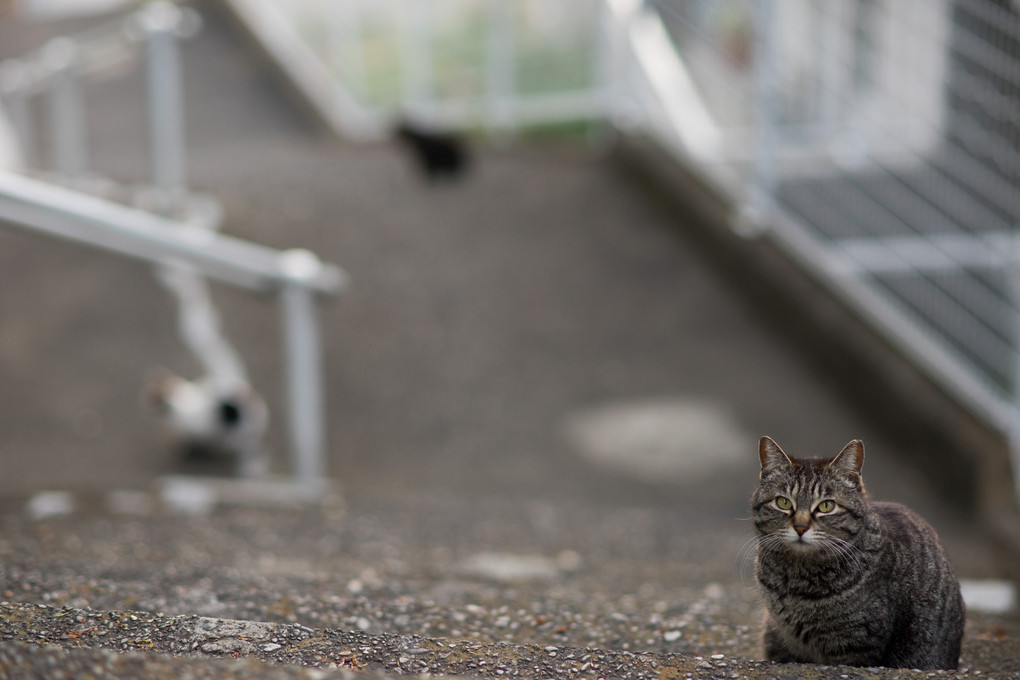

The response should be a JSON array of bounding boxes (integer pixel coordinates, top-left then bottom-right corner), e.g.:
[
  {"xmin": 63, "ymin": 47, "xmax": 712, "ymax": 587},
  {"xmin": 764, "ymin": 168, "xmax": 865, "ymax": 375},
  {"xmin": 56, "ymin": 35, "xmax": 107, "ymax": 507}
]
[
  {"xmin": 146, "ymin": 262, "xmax": 268, "ymax": 475},
  {"xmin": 146, "ymin": 369, "xmax": 267, "ymax": 474}
]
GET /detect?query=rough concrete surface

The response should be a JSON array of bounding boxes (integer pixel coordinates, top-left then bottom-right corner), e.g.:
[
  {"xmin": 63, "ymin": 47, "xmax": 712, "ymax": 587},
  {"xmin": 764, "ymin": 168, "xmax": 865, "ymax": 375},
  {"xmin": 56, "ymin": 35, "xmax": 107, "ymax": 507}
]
[
  {"xmin": 0, "ymin": 6, "xmax": 1018, "ymax": 680},
  {"xmin": 1, "ymin": 494, "xmax": 1019, "ymax": 679},
  {"xmin": 1, "ymin": 495, "xmax": 1019, "ymax": 679}
]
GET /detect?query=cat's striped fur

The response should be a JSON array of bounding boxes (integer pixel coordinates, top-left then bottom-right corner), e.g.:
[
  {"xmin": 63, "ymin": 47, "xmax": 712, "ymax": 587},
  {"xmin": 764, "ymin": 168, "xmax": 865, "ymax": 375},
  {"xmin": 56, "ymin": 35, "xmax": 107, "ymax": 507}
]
[{"xmin": 752, "ymin": 436, "xmax": 964, "ymax": 670}]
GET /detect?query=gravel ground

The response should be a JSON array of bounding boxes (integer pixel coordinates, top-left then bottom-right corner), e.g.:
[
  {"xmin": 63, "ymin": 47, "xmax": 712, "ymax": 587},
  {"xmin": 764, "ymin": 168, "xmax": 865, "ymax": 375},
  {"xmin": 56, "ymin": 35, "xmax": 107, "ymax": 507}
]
[
  {"xmin": 0, "ymin": 494, "xmax": 763, "ymax": 658},
  {"xmin": 0, "ymin": 602, "xmax": 1006, "ymax": 680},
  {"xmin": 0, "ymin": 494, "xmax": 1018, "ymax": 679},
  {"xmin": 0, "ymin": 638, "xmax": 375, "ymax": 680}
]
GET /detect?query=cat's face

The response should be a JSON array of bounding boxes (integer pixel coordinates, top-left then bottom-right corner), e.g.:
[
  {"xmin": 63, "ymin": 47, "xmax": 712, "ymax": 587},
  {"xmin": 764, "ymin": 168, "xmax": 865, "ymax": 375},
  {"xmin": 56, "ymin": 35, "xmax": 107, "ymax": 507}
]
[{"xmin": 751, "ymin": 437, "xmax": 868, "ymax": 553}]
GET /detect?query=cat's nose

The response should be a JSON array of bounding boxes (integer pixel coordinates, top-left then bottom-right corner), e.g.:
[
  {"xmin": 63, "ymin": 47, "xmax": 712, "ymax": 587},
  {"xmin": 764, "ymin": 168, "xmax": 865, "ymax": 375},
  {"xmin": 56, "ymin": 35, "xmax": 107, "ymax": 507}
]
[{"xmin": 792, "ymin": 511, "xmax": 811, "ymax": 536}]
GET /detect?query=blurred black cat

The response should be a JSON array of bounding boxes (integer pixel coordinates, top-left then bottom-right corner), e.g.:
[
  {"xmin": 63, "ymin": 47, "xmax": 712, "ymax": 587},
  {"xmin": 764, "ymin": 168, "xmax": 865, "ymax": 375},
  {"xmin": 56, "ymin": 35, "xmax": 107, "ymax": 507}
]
[{"xmin": 395, "ymin": 119, "xmax": 469, "ymax": 181}]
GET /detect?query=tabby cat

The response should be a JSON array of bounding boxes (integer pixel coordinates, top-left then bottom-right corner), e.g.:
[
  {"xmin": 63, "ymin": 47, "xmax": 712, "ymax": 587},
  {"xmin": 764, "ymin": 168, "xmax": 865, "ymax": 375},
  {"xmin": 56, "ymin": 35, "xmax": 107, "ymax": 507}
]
[{"xmin": 751, "ymin": 436, "xmax": 964, "ymax": 670}]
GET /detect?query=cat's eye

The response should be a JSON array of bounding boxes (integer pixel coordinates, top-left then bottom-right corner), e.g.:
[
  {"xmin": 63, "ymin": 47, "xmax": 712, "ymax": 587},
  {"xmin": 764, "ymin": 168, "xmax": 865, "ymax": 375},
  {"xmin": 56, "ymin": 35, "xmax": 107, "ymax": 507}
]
[
  {"xmin": 816, "ymin": 500, "xmax": 836, "ymax": 513},
  {"xmin": 775, "ymin": 496, "xmax": 793, "ymax": 510}
]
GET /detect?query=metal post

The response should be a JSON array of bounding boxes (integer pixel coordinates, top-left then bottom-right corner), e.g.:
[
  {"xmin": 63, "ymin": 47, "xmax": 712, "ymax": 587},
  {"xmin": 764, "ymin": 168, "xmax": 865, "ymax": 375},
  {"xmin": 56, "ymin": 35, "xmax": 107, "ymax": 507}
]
[
  {"xmin": 818, "ymin": 1, "xmax": 846, "ymax": 140},
  {"xmin": 141, "ymin": 1, "xmax": 188, "ymax": 217},
  {"xmin": 738, "ymin": 0, "xmax": 779, "ymax": 236},
  {"xmin": 279, "ymin": 249, "xmax": 330, "ymax": 485},
  {"xmin": 593, "ymin": 0, "xmax": 613, "ymax": 117},
  {"xmin": 1011, "ymin": 230, "xmax": 1020, "ymax": 504},
  {"xmin": 603, "ymin": 0, "xmax": 643, "ymax": 127},
  {"xmin": 486, "ymin": 0, "xmax": 516, "ymax": 142},
  {"xmin": 328, "ymin": 0, "xmax": 368, "ymax": 103},
  {"xmin": 43, "ymin": 38, "xmax": 88, "ymax": 184},
  {"xmin": 398, "ymin": 0, "xmax": 433, "ymax": 119},
  {"xmin": 589, "ymin": 0, "xmax": 630, "ymax": 148},
  {"xmin": 0, "ymin": 60, "xmax": 36, "ymax": 170}
]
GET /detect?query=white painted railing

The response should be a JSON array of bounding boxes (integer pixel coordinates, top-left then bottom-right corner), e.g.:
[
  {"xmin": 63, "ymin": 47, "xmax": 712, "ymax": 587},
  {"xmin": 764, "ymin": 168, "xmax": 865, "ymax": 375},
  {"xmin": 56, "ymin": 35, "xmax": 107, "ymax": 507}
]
[{"xmin": 0, "ymin": 2, "xmax": 347, "ymax": 488}]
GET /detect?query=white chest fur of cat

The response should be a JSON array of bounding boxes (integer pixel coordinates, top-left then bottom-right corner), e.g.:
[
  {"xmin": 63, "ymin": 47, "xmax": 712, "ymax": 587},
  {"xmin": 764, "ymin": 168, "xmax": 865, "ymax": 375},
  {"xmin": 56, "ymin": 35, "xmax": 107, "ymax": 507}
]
[{"xmin": 751, "ymin": 436, "xmax": 965, "ymax": 671}]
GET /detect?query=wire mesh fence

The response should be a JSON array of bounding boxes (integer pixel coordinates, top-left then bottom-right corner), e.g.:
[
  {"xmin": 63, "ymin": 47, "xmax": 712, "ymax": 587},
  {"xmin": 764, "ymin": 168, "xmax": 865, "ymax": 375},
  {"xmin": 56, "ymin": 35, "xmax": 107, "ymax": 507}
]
[{"xmin": 653, "ymin": 0, "xmax": 1020, "ymax": 444}]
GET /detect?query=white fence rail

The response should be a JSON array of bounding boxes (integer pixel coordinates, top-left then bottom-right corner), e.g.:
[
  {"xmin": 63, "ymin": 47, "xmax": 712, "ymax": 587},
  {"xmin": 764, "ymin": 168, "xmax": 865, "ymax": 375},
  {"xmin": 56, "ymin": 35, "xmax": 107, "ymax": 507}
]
[
  {"xmin": 0, "ymin": 2, "xmax": 347, "ymax": 487},
  {"xmin": 0, "ymin": 170, "xmax": 348, "ymax": 484}
]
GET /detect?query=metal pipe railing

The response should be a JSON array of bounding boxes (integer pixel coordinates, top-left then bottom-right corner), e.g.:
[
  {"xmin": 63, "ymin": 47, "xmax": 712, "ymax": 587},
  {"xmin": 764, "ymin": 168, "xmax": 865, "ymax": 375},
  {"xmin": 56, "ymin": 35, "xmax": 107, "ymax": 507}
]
[
  {"xmin": 485, "ymin": 0, "xmax": 517, "ymax": 141},
  {"xmin": 42, "ymin": 39, "xmax": 89, "ymax": 183},
  {"xmin": 0, "ymin": 3, "xmax": 347, "ymax": 486},
  {"xmin": 279, "ymin": 250, "xmax": 333, "ymax": 485},
  {"xmin": 142, "ymin": 2, "xmax": 189, "ymax": 217},
  {"xmin": 0, "ymin": 169, "xmax": 348, "ymax": 485},
  {"xmin": 1, "ymin": 3, "xmax": 200, "ymax": 181},
  {"xmin": 1, "ymin": 2, "xmax": 354, "ymax": 487},
  {"xmin": 0, "ymin": 171, "xmax": 346, "ymax": 294}
]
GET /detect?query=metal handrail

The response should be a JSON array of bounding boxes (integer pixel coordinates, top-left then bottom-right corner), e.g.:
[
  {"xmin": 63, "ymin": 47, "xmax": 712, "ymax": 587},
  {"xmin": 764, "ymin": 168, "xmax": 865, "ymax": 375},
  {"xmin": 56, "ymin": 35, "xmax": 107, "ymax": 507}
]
[
  {"xmin": 0, "ymin": 4, "xmax": 200, "ymax": 97},
  {"xmin": 0, "ymin": 169, "xmax": 348, "ymax": 487},
  {"xmin": 0, "ymin": 2, "xmax": 347, "ymax": 489},
  {"xmin": 0, "ymin": 171, "xmax": 346, "ymax": 294}
]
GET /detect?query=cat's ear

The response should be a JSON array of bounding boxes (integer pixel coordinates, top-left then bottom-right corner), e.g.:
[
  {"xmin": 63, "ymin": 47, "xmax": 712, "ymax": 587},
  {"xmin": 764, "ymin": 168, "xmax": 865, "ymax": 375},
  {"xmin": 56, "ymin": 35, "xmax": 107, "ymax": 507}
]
[
  {"xmin": 827, "ymin": 439, "xmax": 865, "ymax": 479},
  {"xmin": 759, "ymin": 436, "xmax": 793, "ymax": 472}
]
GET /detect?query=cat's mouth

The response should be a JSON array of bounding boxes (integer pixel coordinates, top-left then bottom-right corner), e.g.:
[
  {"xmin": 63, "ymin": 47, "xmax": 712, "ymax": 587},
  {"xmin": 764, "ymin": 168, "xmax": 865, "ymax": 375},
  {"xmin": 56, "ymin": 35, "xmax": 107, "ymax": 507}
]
[{"xmin": 786, "ymin": 531, "xmax": 818, "ymax": 548}]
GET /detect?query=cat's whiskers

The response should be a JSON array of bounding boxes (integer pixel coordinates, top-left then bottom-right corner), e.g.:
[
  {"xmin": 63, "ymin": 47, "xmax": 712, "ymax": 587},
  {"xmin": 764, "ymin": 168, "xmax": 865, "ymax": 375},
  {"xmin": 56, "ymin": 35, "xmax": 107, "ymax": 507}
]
[
  {"xmin": 817, "ymin": 533, "xmax": 866, "ymax": 576},
  {"xmin": 737, "ymin": 532, "xmax": 771, "ymax": 585},
  {"xmin": 737, "ymin": 532, "xmax": 786, "ymax": 585},
  {"xmin": 735, "ymin": 533, "xmax": 758, "ymax": 584},
  {"xmin": 740, "ymin": 532, "xmax": 795, "ymax": 583}
]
